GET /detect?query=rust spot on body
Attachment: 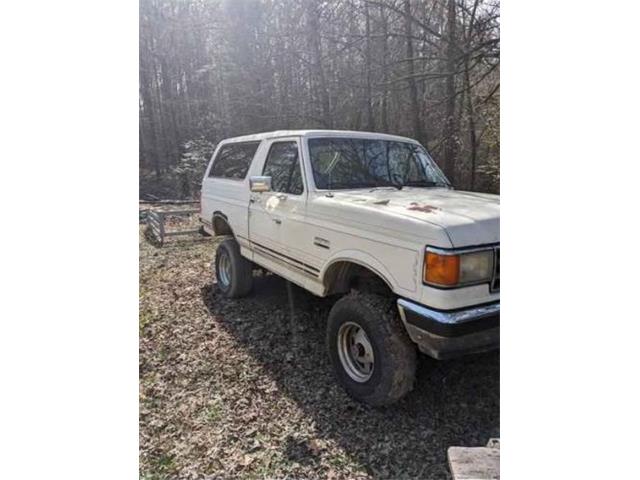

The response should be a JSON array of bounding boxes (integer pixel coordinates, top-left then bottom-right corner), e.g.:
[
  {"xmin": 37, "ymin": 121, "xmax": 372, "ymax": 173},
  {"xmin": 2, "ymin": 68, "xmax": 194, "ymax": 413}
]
[{"xmin": 407, "ymin": 202, "xmax": 439, "ymax": 213}]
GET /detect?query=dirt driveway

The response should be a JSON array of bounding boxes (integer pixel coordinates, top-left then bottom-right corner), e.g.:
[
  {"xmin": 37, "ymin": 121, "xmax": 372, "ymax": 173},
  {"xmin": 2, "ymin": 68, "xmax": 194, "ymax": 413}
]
[{"xmin": 139, "ymin": 231, "xmax": 499, "ymax": 479}]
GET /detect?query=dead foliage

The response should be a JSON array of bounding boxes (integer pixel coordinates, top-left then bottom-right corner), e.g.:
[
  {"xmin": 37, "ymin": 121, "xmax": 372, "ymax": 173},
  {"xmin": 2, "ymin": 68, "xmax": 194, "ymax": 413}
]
[{"xmin": 139, "ymin": 227, "xmax": 499, "ymax": 479}]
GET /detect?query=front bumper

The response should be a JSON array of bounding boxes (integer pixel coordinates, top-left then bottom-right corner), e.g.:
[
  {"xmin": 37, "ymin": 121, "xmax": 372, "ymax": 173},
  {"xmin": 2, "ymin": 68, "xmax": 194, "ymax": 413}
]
[{"xmin": 397, "ymin": 299, "xmax": 499, "ymax": 360}]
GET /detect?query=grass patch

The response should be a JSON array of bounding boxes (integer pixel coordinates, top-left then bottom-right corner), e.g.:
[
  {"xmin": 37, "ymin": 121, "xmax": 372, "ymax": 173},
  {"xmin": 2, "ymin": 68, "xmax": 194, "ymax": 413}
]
[
  {"xmin": 203, "ymin": 398, "xmax": 224, "ymax": 423},
  {"xmin": 139, "ymin": 310, "xmax": 155, "ymax": 332},
  {"xmin": 142, "ymin": 453, "xmax": 176, "ymax": 480}
]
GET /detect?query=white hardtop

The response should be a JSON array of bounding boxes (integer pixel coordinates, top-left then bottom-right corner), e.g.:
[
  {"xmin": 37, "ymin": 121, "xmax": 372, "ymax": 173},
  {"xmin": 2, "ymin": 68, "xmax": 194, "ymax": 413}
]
[{"xmin": 219, "ymin": 129, "xmax": 421, "ymax": 145}]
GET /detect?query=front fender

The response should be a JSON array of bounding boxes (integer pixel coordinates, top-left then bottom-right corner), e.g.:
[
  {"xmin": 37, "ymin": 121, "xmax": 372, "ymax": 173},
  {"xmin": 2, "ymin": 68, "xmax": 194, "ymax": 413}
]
[{"xmin": 320, "ymin": 249, "xmax": 400, "ymax": 292}]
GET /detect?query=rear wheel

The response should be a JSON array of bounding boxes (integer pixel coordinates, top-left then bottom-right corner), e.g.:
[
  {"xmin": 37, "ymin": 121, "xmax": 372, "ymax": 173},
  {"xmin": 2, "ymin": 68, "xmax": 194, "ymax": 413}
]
[
  {"xmin": 326, "ymin": 292, "xmax": 417, "ymax": 406},
  {"xmin": 215, "ymin": 238, "xmax": 253, "ymax": 298}
]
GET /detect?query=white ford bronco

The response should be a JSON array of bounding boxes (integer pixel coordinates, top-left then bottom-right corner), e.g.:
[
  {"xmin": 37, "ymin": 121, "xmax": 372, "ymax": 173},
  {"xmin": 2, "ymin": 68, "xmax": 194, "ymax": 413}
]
[{"xmin": 201, "ymin": 130, "xmax": 499, "ymax": 406}]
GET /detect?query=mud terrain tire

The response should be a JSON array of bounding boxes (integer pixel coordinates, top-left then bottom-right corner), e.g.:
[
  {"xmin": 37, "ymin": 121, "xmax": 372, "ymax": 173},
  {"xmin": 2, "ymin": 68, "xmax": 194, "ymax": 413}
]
[
  {"xmin": 215, "ymin": 238, "xmax": 253, "ymax": 298},
  {"xmin": 326, "ymin": 292, "xmax": 417, "ymax": 406}
]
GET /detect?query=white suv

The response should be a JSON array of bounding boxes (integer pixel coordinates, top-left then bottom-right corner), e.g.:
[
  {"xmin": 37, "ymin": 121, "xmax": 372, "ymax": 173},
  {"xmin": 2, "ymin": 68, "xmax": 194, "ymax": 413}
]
[{"xmin": 201, "ymin": 130, "xmax": 499, "ymax": 405}]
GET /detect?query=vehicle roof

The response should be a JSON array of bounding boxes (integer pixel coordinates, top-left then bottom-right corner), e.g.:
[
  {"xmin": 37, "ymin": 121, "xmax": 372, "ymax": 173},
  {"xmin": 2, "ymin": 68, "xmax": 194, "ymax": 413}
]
[{"xmin": 219, "ymin": 129, "xmax": 421, "ymax": 145}]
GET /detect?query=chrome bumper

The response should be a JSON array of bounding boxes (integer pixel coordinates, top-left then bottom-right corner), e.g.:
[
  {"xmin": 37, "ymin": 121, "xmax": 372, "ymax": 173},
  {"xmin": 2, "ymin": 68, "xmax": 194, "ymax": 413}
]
[{"xmin": 397, "ymin": 299, "xmax": 500, "ymax": 360}]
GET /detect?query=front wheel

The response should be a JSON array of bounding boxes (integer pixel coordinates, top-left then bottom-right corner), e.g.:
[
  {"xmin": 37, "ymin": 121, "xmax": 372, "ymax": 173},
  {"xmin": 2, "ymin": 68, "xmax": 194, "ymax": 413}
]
[
  {"xmin": 215, "ymin": 238, "xmax": 253, "ymax": 298},
  {"xmin": 326, "ymin": 292, "xmax": 417, "ymax": 406}
]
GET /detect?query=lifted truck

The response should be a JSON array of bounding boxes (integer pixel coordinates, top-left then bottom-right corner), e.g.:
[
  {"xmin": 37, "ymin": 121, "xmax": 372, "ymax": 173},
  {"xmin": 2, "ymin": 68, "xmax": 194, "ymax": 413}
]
[{"xmin": 201, "ymin": 130, "xmax": 499, "ymax": 406}]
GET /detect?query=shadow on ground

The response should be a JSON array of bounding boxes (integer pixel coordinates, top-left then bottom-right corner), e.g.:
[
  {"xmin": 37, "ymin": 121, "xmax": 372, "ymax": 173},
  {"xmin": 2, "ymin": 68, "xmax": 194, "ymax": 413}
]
[{"xmin": 201, "ymin": 274, "xmax": 499, "ymax": 479}]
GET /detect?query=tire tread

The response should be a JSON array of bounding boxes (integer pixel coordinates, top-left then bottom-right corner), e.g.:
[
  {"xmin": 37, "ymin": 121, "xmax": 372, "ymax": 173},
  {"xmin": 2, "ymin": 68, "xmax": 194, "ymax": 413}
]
[
  {"xmin": 327, "ymin": 292, "xmax": 417, "ymax": 406},
  {"xmin": 216, "ymin": 238, "xmax": 253, "ymax": 298}
]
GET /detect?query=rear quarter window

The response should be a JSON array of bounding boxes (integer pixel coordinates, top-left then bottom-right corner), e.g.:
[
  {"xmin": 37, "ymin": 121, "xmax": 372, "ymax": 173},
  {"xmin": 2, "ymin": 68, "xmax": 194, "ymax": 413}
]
[{"xmin": 208, "ymin": 141, "xmax": 260, "ymax": 180}]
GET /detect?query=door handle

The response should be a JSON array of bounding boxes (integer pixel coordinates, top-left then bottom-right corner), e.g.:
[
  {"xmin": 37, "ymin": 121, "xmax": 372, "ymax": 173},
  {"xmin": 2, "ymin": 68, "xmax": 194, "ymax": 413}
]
[
  {"xmin": 273, "ymin": 219, "xmax": 282, "ymax": 225},
  {"xmin": 276, "ymin": 193, "xmax": 287, "ymax": 201}
]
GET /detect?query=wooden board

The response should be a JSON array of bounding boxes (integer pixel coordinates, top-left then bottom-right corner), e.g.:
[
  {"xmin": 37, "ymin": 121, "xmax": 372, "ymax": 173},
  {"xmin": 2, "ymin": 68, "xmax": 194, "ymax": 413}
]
[{"xmin": 448, "ymin": 441, "xmax": 500, "ymax": 480}]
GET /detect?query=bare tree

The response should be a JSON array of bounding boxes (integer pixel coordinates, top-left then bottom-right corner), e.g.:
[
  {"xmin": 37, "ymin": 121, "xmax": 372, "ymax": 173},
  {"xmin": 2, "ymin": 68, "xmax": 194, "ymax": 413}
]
[{"xmin": 139, "ymin": 0, "xmax": 500, "ymax": 198}]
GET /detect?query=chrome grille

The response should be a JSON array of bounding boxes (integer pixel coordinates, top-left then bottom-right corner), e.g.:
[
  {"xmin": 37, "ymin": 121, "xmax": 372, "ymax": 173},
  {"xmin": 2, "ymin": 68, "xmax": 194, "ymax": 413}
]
[{"xmin": 491, "ymin": 246, "xmax": 500, "ymax": 292}]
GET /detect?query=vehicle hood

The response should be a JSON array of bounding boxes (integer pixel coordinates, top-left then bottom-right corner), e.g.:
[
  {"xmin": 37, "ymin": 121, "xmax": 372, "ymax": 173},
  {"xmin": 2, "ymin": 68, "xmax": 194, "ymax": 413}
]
[{"xmin": 326, "ymin": 187, "xmax": 500, "ymax": 247}]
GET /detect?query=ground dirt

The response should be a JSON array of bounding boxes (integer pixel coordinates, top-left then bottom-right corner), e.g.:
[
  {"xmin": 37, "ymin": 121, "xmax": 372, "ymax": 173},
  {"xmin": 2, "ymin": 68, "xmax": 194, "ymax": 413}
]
[{"xmin": 139, "ymin": 224, "xmax": 499, "ymax": 480}]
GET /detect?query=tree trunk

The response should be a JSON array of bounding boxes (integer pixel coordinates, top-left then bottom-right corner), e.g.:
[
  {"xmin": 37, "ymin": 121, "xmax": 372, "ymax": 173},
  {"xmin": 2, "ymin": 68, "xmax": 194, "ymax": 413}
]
[
  {"xmin": 464, "ymin": 0, "xmax": 480, "ymax": 190},
  {"xmin": 364, "ymin": 2, "xmax": 375, "ymax": 131},
  {"xmin": 465, "ymin": 63, "xmax": 478, "ymax": 190},
  {"xmin": 160, "ymin": 57, "xmax": 180, "ymax": 162},
  {"xmin": 379, "ymin": 4, "xmax": 389, "ymax": 132},
  {"xmin": 403, "ymin": 0, "xmax": 424, "ymax": 144},
  {"xmin": 139, "ymin": 62, "xmax": 162, "ymax": 177},
  {"xmin": 442, "ymin": 0, "xmax": 458, "ymax": 183},
  {"xmin": 306, "ymin": 0, "xmax": 332, "ymax": 128}
]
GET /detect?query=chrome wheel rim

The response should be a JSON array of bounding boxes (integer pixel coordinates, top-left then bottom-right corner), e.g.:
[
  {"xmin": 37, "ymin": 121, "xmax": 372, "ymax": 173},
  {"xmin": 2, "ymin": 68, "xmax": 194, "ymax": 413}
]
[
  {"xmin": 337, "ymin": 321, "xmax": 374, "ymax": 382},
  {"xmin": 218, "ymin": 250, "xmax": 231, "ymax": 288}
]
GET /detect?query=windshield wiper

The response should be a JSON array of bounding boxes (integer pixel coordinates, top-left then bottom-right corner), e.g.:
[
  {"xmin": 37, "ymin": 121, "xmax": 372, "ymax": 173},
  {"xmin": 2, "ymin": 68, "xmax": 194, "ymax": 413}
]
[
  {"xmin": 360, "ymin": 172, "xmax": 402, "ymax": 190},
  {"xmin": 370, "ymin": 180, "xmax": 403, "ymax": 191}
]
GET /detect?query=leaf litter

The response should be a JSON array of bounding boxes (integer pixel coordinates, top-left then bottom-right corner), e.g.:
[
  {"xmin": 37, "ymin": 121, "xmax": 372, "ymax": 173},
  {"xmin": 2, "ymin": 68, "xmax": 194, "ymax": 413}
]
[{"xmin": 139, "ymin": 224, "xmax": 499, "ymax": 479}]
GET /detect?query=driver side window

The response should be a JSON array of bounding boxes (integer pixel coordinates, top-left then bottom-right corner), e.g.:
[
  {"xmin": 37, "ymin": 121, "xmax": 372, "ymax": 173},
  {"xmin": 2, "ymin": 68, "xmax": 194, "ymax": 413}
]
[{"xmin": 262, "ymin": 141, "xmax": 304, "ymax": 195}]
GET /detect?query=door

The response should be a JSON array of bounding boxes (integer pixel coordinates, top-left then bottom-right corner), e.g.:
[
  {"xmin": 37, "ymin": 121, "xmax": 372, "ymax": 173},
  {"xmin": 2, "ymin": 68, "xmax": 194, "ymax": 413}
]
[{"xmin": 248, "ymin": 139, "xmax": 308, "ymax": 266}]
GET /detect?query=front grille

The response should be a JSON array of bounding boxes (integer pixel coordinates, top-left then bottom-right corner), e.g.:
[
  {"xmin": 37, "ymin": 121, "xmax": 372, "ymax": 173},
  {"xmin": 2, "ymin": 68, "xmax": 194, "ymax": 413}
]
[{"xmin": 491, "ymin": 246, "xmax": 500, "ymax": 292}]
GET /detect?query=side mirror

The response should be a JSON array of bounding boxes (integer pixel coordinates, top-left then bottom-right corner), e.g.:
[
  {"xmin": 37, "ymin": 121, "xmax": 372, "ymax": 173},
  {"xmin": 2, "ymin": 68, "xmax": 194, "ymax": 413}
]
[{"xmin": 250, "ymin": 176, "xmax": 272, "ymax": 193}]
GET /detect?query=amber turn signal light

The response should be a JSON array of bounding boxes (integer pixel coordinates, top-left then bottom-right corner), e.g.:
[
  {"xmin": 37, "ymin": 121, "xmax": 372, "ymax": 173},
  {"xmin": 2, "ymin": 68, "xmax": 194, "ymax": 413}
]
[{"xmin": 424, "ymin": 251, "xmax": 460, "ymax": 286}]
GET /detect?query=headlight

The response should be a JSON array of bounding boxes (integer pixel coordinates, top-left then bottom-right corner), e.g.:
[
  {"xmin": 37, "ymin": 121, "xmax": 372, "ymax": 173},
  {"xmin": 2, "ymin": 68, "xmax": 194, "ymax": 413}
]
[{"xmin": 424, "ymin": 248, "xmax": 494, "ymax": 287}]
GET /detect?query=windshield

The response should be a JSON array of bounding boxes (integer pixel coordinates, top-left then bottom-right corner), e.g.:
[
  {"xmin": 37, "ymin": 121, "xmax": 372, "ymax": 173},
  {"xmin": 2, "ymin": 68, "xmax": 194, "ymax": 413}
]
[{"xmin": 307, "ymin": 137, "xmax": 450, "ymax": 190}]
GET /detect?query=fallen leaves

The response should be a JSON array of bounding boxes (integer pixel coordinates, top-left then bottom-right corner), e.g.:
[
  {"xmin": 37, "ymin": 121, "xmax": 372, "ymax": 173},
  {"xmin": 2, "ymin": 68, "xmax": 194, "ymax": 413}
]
[{"xmin": 139, "ymin": 224, "xmax": 499, "ymax": 479}]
